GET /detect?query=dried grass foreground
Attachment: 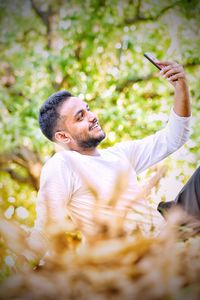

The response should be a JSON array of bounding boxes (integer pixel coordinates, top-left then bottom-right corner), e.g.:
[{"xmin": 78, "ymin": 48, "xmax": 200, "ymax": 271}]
[
  {"xmin": 0, "ymin": 166, "xmax": 200, "ymax": 300},
  {"xmin": 1, "ymin": 213, "xmax": 200, "ymax": 299}
]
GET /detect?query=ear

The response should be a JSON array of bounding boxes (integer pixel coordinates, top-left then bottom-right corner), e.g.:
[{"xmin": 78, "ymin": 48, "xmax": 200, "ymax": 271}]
[{"xmin": 54, "ymin": 131, "xmax": 71, "ymax": 144}]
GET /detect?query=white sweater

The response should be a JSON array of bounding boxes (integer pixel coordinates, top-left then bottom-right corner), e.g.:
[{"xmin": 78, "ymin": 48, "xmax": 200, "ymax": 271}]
[{"xmin": 35, "ymin": 110, "xmax": 191, "ymax": 236}]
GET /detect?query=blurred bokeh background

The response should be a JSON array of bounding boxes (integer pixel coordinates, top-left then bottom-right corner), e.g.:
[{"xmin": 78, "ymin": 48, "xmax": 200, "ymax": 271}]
[{"xmin": 0, "ymin": 0, "xmax": 199, "ymax": 232}]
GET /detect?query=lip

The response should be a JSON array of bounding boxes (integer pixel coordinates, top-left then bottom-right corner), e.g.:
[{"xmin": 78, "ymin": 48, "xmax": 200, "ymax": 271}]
[{"xmin": 89, "ymin": 122, "xmax": 101, "ymax": 131}]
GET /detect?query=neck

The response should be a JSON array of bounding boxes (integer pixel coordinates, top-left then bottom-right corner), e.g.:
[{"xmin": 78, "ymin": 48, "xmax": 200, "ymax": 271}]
[
  {"xmin": 78, "ymin": 147, "xmax": 100, "ymax": 156},
  {"xmin": 64, "ymin": 144, "xmax": 100, "ymax": 156}
]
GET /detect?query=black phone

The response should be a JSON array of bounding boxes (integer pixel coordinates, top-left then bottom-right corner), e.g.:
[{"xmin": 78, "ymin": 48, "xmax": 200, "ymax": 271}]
[{"xmin": 144, "ymin": 52, "xmax": 162, "ymax": 70}]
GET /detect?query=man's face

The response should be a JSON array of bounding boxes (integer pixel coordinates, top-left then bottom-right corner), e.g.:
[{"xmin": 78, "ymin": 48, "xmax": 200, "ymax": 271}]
[{"xmin": 56, "ymin": 97, "xmax": 105, "ymax": 149}]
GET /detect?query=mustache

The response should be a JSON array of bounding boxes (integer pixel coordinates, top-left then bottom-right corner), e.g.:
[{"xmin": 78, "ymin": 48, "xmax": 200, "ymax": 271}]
[{"xmin": 89, "ymin": 118, "xmax": 99, "ymax": 130}]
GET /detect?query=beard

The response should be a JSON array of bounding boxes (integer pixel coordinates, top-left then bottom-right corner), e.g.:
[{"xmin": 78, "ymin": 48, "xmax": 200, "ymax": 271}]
[{"xmin": 77, "ymin": 131, "xmax": 106, "ymax": 149}]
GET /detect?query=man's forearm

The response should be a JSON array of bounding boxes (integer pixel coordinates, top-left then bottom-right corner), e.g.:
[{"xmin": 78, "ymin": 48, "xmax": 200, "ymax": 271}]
[{"xmin": 174, "ymin": 79, "xmax": 191, "ymax": 117}]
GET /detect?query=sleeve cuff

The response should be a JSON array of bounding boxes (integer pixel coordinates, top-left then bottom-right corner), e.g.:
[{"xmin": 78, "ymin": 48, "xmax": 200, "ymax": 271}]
[{"xmin": 170, "ymin": 108, "xmax": 191, "ymax": 121}]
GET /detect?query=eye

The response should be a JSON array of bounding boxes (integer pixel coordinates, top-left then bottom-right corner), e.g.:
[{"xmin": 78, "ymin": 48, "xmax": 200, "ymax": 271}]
[{"xmin": 77, "ymin": 111, "xmax": 84, "ymax": 121}]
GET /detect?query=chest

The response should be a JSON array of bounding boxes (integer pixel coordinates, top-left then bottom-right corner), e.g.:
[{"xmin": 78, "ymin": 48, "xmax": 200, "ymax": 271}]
[{"xmin": 70, "ymin": 153, "xmax": 141, "ymax": 206}]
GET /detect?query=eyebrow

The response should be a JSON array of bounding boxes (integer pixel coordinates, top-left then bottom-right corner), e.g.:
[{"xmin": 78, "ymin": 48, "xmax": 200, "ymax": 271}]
[{"xmin": 74, "ymin": 104, "xmax": 89, "ymax": 118}]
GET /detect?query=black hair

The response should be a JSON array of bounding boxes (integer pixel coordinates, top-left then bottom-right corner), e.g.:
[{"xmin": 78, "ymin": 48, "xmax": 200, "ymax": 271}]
[{"xmin": 39, "ymin": 90, "xmax": 72, "ymax": 141}]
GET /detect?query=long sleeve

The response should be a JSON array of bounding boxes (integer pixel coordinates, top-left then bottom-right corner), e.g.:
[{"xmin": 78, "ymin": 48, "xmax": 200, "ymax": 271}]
[{"xmin": 113, "ymin": 109, "xmax": 191, "ymax": 174}]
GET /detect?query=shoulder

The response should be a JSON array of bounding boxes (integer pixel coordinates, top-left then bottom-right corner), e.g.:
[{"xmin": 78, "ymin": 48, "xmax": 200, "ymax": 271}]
[
  {"xmin": 41, "ymin": 151, "xmax": 73, "ymax": 177},
  {"xmin": 43, "ymin": 150, "xmax": 72, "ymax": 165}
]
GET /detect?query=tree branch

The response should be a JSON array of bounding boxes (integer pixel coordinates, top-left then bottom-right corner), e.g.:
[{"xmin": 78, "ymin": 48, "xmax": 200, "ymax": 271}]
[
  {"xmin": 124, "ymin": 3, "xmax": 178, "ymax": 24},
  {"xmin": 30, "ymin": 0, "xmax": 53, "ymax": 50},
  {"xmin": 0, "ymin": 168, "xmax": 34, "ymax": 186},
  {"xmin": 16, "ymin": 28, "xmax": 45, "ymax": 43},
  {"xmin": 0, "ymin": 147, "xmax": 43, "ymax": 190},
  {"xmin": 54, "ymin": 73, "xmax": 70, "ymax": 90},
  {"xmin": 135, "ymin": 0, "xmax": 142, "ymax": 16},
  {"xmin": 116, "ymin": 73, "xmax": 155, "ymax": 92},
  {"xmin": 30, "ymin": 0, "xmax": 49, "ymax": 27},
  {"xmin": 30, "ymin": 0, "xmax": 57, "ymax": 88},
  {"xmin": 116, "ymin": 61, "xmax": 200, "ymax": 92}
]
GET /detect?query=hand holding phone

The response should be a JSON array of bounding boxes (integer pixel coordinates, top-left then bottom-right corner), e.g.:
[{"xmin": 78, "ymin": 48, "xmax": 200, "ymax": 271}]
[
  {"xmin": 144, "ymin": 52, "xmax": 162, "ymax": 70},
  {"xmin": 144, "ymin": 53, "xmax": 183, "ymax": 84}
]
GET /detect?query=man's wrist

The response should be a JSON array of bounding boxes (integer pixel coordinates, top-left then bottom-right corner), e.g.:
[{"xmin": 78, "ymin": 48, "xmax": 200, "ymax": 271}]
[{"xmin": 174, "ymin": 78, "xmax": 188, "ymax": 88}]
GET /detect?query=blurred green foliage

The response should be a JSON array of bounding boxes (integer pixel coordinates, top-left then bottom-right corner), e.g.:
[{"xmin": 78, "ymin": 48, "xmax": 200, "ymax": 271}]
[{"xmin": 0, "ymin": 0, "xmax": 200, "ymax": 232}]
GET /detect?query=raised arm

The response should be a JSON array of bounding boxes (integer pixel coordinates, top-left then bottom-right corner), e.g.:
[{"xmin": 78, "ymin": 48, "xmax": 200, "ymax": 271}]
[{"xmin": 113, "ymin": 62, "xmax": 191, "ymax": 174}]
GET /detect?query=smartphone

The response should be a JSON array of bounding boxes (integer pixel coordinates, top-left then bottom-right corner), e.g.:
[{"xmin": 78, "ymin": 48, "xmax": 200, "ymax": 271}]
[{"xmin": 144, "ymin": 52, "xmax": 162, "ymax": 70}]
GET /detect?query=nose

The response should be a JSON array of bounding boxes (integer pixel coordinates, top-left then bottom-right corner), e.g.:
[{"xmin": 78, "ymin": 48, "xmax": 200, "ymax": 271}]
[{"xmin": 87, "ymin": 111, "xmax": 97, "ymax": 122}]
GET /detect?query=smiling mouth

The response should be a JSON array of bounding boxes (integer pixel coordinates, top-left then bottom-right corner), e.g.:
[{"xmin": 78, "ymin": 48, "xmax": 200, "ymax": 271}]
[{"xmin": 89, "ymin": 122, "xmax": 101, "ymax": 131}]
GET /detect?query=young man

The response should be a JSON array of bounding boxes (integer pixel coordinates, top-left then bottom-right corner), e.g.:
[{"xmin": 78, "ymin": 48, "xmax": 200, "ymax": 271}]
[{"xmin": 35, "ymin": 61, "xmax": 197, "ymax": 237}]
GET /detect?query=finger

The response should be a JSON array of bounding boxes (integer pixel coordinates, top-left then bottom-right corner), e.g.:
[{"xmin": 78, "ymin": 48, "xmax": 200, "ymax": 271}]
[
  {"xmin": 160, "ymin": 64, "xmax": 178, "ymax": 73},
  {"xmin": 168, "ymin": 73, "xmax": 185, "ymax": 81},
  {"xmin": 159, "ymin": 64, "xmax": 179, "ymax": 73},
  {"xmin": 162, "ymin": 67, "xmax": 182, "ymax": 78}
]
